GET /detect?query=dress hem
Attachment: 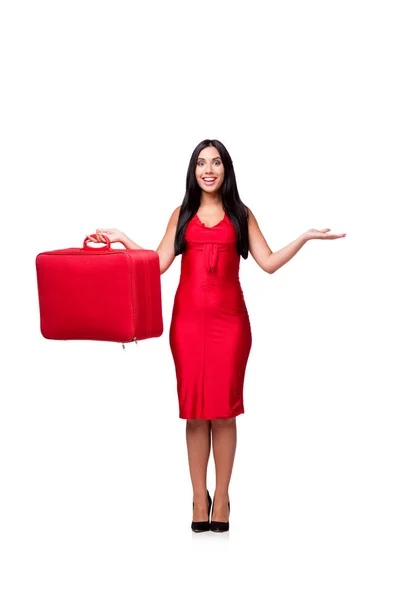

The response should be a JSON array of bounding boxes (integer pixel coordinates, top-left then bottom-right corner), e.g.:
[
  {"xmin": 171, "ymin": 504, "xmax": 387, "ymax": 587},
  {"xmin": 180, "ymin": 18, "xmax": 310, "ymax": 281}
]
[{"xmin": 179, "ymin": 409, "xmax": 245, "ymax": 420}]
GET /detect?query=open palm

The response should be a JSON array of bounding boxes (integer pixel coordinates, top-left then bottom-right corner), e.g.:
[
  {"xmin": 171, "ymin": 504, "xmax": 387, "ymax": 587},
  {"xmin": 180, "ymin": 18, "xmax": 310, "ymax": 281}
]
[{"xmin": 306, "ymin": 228, "xmax": 346, "ymax": 240}]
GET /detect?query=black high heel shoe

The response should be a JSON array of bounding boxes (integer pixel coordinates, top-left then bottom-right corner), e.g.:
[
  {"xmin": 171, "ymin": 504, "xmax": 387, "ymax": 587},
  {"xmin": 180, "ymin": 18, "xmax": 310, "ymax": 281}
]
[
  {"xmin": 210, "ymin": 498, "xmax": 230, "ymax": 532},
  {"xmin": 191, "ymin": 489, "xmax": 212, "ymax": 533}
]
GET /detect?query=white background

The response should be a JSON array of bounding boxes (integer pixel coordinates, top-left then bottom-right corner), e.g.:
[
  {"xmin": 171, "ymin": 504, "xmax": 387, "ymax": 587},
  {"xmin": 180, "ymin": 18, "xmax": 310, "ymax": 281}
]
[{"xmin": 1, "ymin": 1, "xmax": 399, "ymax": 598}]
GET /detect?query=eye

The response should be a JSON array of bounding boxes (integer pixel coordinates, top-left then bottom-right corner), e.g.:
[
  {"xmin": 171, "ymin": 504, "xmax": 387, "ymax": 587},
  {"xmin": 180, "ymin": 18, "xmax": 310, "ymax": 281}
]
[{"xmin": 197, "ymin": 159, "xmax": 221, "ymax": 167}]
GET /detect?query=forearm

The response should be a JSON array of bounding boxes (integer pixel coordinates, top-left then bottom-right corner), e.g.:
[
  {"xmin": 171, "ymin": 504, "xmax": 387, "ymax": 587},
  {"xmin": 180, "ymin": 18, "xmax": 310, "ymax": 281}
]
[
  {"xmin": 266, "ymin": 233, "xmax": 308, "ymax": 274},
  {"xmin": 120, "ymin": 233, "xmax": 143, "ymax": 250}
]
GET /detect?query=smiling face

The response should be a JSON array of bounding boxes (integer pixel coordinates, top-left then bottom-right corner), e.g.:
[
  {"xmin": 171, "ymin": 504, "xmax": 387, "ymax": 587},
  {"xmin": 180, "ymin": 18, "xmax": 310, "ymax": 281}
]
[{"xmin": 195, "ymin": 146, "xmax": 225, "ymax": 194}]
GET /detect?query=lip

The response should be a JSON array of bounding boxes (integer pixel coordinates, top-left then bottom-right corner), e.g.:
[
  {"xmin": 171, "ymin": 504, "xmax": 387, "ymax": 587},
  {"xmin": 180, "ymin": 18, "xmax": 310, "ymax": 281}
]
[{"xmin": 202, "ymin": 177, "xmax": 217, "ymax": 186}]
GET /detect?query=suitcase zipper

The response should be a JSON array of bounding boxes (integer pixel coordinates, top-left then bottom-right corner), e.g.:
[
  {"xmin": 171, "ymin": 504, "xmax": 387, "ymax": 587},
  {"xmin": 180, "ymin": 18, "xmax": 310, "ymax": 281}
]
[
  {"xmin": 122, "ymin": 336, "xmax": 138, "ymax": 350},
  {"xmin": 143, "ymin": 254, "xmax": 152, "ymax": 337},
  {"xmin": 122, "ymin": 249, "xmax": 141, "ymax": 350},
  {"xmin": 121, "ymin": 250, "xmax": 152, "ymax": 350}
]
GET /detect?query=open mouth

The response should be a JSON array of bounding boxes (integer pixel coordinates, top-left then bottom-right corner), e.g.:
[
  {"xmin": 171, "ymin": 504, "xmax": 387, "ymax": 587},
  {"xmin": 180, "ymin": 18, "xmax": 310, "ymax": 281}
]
[{"xmin": 202, "ymin": 177, "xmax": 217, "ymax": 186}]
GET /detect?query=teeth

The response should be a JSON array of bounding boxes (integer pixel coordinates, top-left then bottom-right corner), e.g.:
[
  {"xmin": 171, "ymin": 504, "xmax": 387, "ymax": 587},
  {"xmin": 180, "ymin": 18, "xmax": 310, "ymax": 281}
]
[{"xmin": 204, "ymin": 178, "xmax": 216, "ymax": 181}]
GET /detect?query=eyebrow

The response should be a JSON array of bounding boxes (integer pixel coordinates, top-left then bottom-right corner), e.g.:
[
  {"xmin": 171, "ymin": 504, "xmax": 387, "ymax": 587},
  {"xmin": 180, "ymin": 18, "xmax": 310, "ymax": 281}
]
[{"xmin": 197, "ymin": 156, "xmax": 221, "ymax": 160}]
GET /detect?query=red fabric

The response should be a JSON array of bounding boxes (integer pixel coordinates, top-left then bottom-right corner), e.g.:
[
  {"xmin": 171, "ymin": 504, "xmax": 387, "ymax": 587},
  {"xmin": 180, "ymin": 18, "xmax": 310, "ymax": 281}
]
[
  {"xmin": 169, "ymin": 212, "xmax": 252, "ymax": 420},
  {"xmin": 36, "ymin": 243, "xmax": 163, "ymax": 343}
]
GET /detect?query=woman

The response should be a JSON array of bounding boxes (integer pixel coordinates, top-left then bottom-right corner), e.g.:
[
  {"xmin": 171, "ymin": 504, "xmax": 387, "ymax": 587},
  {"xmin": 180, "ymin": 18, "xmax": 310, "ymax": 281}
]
[{"xmin": 88, "ymin": 138, "xmax": 346, "ymax": 533}]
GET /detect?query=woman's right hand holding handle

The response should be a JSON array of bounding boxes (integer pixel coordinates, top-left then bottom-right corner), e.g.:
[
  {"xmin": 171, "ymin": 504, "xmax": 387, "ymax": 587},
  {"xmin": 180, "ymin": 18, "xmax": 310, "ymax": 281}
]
[{"xmin": 87, "ymin": 228, "xmax": 126, "ymax": 244}]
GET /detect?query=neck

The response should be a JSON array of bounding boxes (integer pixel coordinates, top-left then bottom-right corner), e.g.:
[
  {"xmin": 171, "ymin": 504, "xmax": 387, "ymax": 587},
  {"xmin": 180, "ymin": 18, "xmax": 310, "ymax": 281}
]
[{"xmin": 199, "ymin": 192, "xmax": 223, "ymax": 206}]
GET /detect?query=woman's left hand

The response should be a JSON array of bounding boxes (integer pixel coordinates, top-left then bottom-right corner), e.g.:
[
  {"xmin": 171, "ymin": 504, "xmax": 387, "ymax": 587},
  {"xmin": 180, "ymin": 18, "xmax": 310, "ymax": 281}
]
[{"xmin": 304, "ymin": 228, "xmax": 346, "ymax": 241}]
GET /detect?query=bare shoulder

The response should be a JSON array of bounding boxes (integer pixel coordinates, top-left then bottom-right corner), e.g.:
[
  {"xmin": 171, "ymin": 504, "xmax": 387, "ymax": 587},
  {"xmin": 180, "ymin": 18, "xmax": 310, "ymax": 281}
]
[
  {"xmin": 167, "ymin": 205, "xmax": 182, "ymax": 227},
  {"xmin": 161, "ymin": 205, "xmax": 182, "ymax": 238},
  {"xmin": 246, "ymin": 206, "xmax": 261, "ymax": 230},
  {"xmin": 155, "ymin": 205, "xmax": 182, "ymax": 275},
  {"xmin": 173, "ymin": 204, "xmax": 182, "ymax": 218}
]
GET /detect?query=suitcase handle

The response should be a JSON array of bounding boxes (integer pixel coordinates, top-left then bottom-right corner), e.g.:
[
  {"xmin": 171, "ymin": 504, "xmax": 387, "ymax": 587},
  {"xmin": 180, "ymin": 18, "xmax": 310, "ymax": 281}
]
[{"xmin": 83, "ymin": 234, "xmax": 111, "ymax": 251}]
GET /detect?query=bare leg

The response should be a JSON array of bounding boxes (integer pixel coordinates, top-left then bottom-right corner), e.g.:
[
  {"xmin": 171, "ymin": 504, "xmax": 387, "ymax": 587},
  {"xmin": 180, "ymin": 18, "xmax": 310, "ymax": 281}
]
[
  {"xmin": 186, "ymin": 418, "xmax": 212, "ymax": 521},
  {"xmin": 210, "ymin": 417, "xmax": 237, "ymax": 521}
]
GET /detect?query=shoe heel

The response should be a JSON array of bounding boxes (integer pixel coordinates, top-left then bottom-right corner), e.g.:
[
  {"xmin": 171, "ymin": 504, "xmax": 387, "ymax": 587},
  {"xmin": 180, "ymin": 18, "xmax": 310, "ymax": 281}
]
[
  {"xmin": 210, "ymin": 499, "xmax": 230, "ymax": 533},
  {"xmin": 191, "ymin": 489, "xmax": 212, "ymax": 533}
]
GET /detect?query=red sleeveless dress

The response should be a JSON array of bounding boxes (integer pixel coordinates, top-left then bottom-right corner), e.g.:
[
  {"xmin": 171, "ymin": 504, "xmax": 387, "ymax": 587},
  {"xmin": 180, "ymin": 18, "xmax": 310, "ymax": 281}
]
[{"xmin": 169, "ymin": 211, "xmax": 252, "ymax": 419}]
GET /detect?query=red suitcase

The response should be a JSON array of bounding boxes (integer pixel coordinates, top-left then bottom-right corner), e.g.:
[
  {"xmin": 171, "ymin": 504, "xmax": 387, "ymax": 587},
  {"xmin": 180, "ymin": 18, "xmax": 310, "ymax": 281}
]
[{"xmin": 36, "ymin": 234, "xmax": 163, "ymax": 346}]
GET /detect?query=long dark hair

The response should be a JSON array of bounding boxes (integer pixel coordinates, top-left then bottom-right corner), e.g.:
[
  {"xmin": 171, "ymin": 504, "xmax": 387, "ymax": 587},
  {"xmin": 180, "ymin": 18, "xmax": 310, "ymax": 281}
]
[{"xmin": 174, "ymin": 139, "xmax": 250, "ymax": 258}]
